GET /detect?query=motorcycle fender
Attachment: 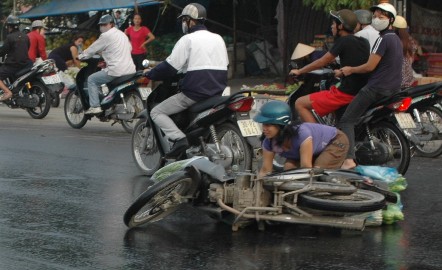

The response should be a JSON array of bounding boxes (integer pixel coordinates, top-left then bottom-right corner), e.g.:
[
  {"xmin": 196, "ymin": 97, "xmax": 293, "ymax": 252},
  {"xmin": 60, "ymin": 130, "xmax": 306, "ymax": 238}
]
[{"xmin": 151, "ymin": 156, "xmax": 228, "ymax": 183}]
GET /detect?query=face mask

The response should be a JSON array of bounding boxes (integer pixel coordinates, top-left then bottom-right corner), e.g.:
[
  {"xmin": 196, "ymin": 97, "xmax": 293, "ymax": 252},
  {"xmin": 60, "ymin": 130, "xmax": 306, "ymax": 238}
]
[
  {"xmin": 100, "ymin": 25, "xmax": 110, "ymax": 33},
  {"xmin": 182, "ymin": 21, "xmax": 189, "ymax": 34},
  {"xmin": 371, "ymin": 17, "xmax": 390, "ymax": 32}
]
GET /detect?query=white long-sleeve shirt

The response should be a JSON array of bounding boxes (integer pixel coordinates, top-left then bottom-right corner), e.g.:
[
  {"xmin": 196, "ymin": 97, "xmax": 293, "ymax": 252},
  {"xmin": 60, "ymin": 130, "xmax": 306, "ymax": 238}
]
[
  {"xmin": 355, "ymin": 25, "xmax": 379, "ymax": 51},
  {"xmin": 83, "ymin": 27, "xmax": 135, "ymax": 76}
]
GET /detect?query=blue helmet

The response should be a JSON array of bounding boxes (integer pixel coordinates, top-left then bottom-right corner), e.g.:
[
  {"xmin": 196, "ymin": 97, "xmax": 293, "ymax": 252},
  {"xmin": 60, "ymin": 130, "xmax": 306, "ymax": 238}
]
[{"xmin": 253, "ymin": 100, "xmax": 291, "ymax": 125}]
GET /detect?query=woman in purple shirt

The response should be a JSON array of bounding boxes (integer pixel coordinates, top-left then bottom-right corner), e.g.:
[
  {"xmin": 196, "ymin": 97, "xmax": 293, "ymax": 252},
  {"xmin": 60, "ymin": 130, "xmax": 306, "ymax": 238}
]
[{"xmin": 254, "ymin": 101, "xmax": 349, "ymax": 178}]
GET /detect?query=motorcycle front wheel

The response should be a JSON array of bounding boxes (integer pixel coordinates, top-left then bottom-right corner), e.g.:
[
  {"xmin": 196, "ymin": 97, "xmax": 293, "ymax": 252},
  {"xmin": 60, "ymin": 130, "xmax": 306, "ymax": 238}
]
[
  {"xmin": 357, "ymin": 121, "xmax": 411, "ymax": 175},
  {"xmin": 124, "ymin": 171, "xmax": 194, "ymax": 228},
  {"xmin": 26, "ymin": 81, "xmax": 51, "ymax": 119},
  {"xmin": 121, "ymin": 90, "xmax": 145, "ymax": 133},
  {"xmin": 64, "ymin": 90, "xmax": 87, "ymax": 129},
  {"xmin": 412, "ymin": 106, "xmax": 442, "ymax": 158},
  {"xmin": 215, "ymin": 122, "xmax": 253, "ymax": 172},
  {"xmin": 132, "ymin": 119, "xmax": 165, "ymax": 176}
]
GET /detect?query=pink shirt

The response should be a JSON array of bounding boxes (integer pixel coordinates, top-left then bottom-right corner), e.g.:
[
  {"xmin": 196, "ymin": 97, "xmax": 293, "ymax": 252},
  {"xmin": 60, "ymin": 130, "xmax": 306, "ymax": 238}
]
[{"xmin": 125, "ymin": 26, "xmax": 151, "ymax": 55}]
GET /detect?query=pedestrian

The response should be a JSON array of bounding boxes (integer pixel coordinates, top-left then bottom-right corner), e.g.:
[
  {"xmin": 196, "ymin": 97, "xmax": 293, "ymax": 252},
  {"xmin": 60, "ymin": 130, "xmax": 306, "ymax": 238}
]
[
  {"xmin": 114, "ymin": 10, "xmax": 124, "ymax": 29},
  {"xmin": 289, "ymin": 9, "xmax": 370, "ymax": 123},
  {"xmin": 393, "ymin": 15, "xmax": 418, "ymax": 88},
  {"xmin": 78, "ymin": 14, "xmax": 136, "ymax": 115},
  {"xmin": 143, "ymin": 3, "xmax": 228, "ymax": 157},
  {"xmin": 354, "ymin": 9, "xmax": 380, "ymax": 50},
  {"xmin": 125, "ymin": 14, "xmax": 155, "ymax": 70},
  {"xmin": 48, "ymin": 35, "xmax": 84, "ymax": 71},
  {"xmin": 254, "ymin": 100, "xmax": 349, "ymax": 178},
  {"xmin": 339, "ymin": 3, "xmax": 403, "ymax": 170},
  {"xmin": 28, "ymin": 20, "xmax": 48, "ymax": 63}
]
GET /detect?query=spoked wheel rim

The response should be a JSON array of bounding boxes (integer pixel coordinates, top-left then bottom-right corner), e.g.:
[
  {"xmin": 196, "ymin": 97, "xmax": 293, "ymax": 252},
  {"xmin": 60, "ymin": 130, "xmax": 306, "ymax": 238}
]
[
  {"xmin": 132, "ymin": 120, "xmax": 163, "ymax": 174},
  {"xmin": 413, "ymin": 107, "xmax": 442, "ymax": 157},
  {"xmin": 216, "ymin": 123, "xmax": 252, "ymax": 172},
  {"xmin": 131, "ymin": 178, "xmax": 193, "ymax": 225},
  {"xmin": 122, "ymin": 92, "xmax": 145, "ymax": 133},
  {"xmin": 64, "ymin": 91, "xmax": 87, "ymax": 127}
]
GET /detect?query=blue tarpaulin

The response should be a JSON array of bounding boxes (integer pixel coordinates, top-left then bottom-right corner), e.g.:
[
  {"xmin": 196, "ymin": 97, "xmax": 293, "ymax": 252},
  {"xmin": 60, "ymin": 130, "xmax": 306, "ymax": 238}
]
[{"xmin": 19, "ymin": 0, "xmax": 161, "ymax": 18}]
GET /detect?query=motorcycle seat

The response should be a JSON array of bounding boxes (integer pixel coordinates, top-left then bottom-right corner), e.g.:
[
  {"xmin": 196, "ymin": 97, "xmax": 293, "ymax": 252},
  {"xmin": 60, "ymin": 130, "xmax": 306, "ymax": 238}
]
[
  {"xmin": 189, "ymin": 95, "xmax": 230, "ymax": 113},
  {"xmin": 16, "ymin": 67, "xmax": 32, "ymax": 77},
  {"xmin": 107, "ymin": 73, "xmax": 136, "ymax": 88},
  {"xmin": 401, "ymin": 81, "xmax": 442, "ymax": 97}
]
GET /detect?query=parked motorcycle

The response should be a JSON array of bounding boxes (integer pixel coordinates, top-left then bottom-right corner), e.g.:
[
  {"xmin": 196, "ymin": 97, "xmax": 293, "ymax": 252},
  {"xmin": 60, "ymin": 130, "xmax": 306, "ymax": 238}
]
[
  {"xmin": 63, "ymin": 56, "xmax": 148, "ymax": 133},
  {"xmin": 124, "ymin": 157, "xmax": 396, "ymax": 231},
  {"xmin": 131, "ymin": 75, "xmax": 261, "ymax": 176},
  {"xmin": 0, "ymin": 59, "xmax": 53, "ymax": 119},
  {"xmin": 400, "ymin": 81, "xmax": 442, "ymax": 157},
  {"xmin": 286, "ymin": 63, "xmax": 412, "ymax": 175}
]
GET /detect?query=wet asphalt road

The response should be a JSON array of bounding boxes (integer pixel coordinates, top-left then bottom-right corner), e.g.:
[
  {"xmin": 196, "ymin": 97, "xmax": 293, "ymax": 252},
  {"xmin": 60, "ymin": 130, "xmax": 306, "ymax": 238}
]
[{"xmin": 0, "ymin": 103, "xmax": 441, "ymax": 270}]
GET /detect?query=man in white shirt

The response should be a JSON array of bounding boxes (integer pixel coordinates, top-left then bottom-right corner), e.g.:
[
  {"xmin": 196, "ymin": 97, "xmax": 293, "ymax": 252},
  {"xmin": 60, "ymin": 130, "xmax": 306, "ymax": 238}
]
[
  {"xmin": 144, "ymin": 3, "xmax": 228, "ymax": 157},
  {"xmin": 354, "ymin": 9, "xmax": 379, "ymax": 50},
  {"xmin": 79, "ymin": 14, "xmax": 136, "ymax": 114}
]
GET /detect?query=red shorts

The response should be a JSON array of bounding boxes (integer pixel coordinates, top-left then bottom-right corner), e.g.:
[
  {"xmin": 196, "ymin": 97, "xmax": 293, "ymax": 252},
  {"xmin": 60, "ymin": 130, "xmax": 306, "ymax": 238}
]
[{"xmin": 309, "ymin": 86, "xmax": 355, "ymax": 117}]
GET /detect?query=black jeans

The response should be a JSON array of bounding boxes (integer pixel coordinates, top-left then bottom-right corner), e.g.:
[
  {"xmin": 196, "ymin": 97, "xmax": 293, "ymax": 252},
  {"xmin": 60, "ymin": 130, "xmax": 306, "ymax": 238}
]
[
  {"xmin": 337, "ymin": 85, "xmax": 385, "ymax": 159},
  {"xmin": 131, "ymin": 53, "xmax": 146, "ymax": 71}
]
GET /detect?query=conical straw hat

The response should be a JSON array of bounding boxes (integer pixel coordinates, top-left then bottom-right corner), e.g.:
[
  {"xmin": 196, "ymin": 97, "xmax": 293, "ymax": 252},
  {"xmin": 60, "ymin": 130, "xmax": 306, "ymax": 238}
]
[{"xmin": 291, "ymin": 43, "xmax": 316, "ymax": 60}]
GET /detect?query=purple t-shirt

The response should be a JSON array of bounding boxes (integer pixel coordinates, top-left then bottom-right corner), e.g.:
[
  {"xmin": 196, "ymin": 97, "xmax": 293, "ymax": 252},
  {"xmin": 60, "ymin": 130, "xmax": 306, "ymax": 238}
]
[{"xmin": 262, "ymin": 123, "xmax": 337, "ymax": 160}]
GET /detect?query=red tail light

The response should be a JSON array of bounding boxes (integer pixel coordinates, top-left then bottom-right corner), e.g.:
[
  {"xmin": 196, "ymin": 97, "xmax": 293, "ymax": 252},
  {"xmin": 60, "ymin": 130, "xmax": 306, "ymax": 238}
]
[
  {"xmin": 388, "ymin": 97, "xmax": 412, "ymax": 112},
  {"xmin": 228, "ymin": 96, "xmax": 254, "ymax": 112}
]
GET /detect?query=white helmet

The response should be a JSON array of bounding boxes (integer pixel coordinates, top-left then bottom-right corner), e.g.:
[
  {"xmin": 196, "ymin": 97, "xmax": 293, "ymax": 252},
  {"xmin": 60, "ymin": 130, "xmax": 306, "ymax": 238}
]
[{"xmin": 370, "ymin": 3, "xmax": 397, "ymax": 19}]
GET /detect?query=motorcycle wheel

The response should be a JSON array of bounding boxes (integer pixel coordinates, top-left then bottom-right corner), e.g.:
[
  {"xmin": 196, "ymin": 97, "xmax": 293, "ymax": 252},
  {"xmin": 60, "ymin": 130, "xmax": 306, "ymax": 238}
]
[
  {"xmin": 215, "ymin": 122, "xmax": 252, "ymax": 172},
  {"xmin": 124, "ymin": 171, "xmax": 194, "ymax": 228},
  {"xmin": 26, "ymin": 81, "xmax": 51, "ymax": 119},
  {"xmin": 357, "ymin": 121, "xmax": 411, "ymax": 175},
  {"xmin": 64, "ymin": 90, "xmax": 87, "ymax": 129},
  {"xmin": 413, "ymin": 106, "xmax": 442, "ymax": 158},
  {"xmin": 300, "ymin": 189, "xmax": 386, "ymax": 212},
  {"xmin": 121, "ymin": 90, "xmax": 145, "ymax": 134},
  {"xmin": 132, "ymin": 119, "xmax": 165, "ymax": 176}
]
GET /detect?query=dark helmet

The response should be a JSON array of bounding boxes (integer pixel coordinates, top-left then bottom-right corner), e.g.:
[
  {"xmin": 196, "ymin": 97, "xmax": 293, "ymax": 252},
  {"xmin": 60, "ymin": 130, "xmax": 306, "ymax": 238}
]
[
  {"xmin": 330, "ymin": 9, "xmax": 358, "ymax": 32},
  {"xmin": 177, "ymin": 3, "xmax": 207, "ymax": 20},
  {"xmin": 354, "ymin": 9, "xmax": 372, "ymax": 25},
  {"xmin": 98, "ymin": 14, "xmax": 114, "ymax": 25},
  {"xmin": 253, "ymin": 100, "xmax": 291, "ymax": 126},
  {"xmin": 6, "ymin": 15, "xmax": 20, "ymax": 26}
]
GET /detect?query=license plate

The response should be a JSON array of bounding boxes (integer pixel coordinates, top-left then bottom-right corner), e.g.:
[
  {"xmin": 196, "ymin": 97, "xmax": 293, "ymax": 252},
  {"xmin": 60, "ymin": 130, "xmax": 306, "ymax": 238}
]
[
  {"xmin": 138, "ymin": 87, "xmax": 152, "ymax": 100},
  {"xmin": 237, "ymin": 119, "xmax": 262, "ymax": 137},
  {"xmin": 395, "ymin": 112, "xmax": 416, "ymax": 129},
  {"xmin": 42, "ymin": 74, "xmax": 62, "ymax": 84}
]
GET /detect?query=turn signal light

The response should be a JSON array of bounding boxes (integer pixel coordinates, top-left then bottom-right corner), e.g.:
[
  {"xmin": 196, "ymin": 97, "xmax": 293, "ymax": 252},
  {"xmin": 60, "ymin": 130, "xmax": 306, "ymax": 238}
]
[{"xmin": 228, "ymin": 97, "xmax": 254, "ymax": 112}]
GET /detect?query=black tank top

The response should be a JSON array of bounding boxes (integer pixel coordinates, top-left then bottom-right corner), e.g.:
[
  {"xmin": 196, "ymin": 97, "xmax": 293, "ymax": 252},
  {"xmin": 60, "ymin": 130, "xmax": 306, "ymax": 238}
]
[{"xmin": 49, "ymin": 43, "xmax": 75, "ymax": 61}]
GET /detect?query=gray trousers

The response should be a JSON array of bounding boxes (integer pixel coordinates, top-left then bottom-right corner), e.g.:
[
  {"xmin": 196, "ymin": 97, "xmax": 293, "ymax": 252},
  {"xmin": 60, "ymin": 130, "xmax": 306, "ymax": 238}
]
[{"xmin": 150, "ymin": 92, "xmax": 196, "ymax": 141}]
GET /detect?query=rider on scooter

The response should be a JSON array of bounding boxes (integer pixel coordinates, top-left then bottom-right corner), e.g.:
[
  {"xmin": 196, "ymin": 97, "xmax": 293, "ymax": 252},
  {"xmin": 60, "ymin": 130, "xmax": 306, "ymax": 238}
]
[
  {"xmin": 143, "ymin": 3, "xmax": 229, "ymax": 158},
  {"xmin": 0, "ymin": 16, "xmax": 32, "ymax": 102},
  {"xmin": 79, "ymin": 14, "xmax": 135, "ymax": 115}
]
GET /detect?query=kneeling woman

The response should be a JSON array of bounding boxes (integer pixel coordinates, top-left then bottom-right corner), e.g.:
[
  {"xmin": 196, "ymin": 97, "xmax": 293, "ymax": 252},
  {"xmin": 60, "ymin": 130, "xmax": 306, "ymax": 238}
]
[{"xmin": 254, "ymin": 101, "xmax": 349, "ymax": 178}]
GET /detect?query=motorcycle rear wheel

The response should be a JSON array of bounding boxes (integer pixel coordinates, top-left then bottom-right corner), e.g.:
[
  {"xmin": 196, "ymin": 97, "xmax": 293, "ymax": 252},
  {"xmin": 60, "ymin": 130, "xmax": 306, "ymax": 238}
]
[
  {"xmin": 124, "ymin": 171, "xmax": 194, "ymax": 228},
  {"xmin": 132, "ymin": 119, "xmax": 165, "ymax": 176},
  {"xmin": 26, "ymin": 81, "xmax": 51, "ymax": 119},
  {"xmin": 300, "ymin": 189, "xmax": 386, "ymax": 212},
  {"xmin": 215, "ymin": 122, "xmax": 252, "ymax": 172},
  {"xmin": 413, "ymin": 106, "xmax": 442, "ymax": 158},
  {"xmin": 64, "ymin": 90, "xmax": 87, "ymax": 129},
  {"xmin": 121, "ymin": 90, "xmax": 145, "ymax": 133},
  {"xmin": 357, "ymin": 121, "xmax": 410, "ymax": 175}
]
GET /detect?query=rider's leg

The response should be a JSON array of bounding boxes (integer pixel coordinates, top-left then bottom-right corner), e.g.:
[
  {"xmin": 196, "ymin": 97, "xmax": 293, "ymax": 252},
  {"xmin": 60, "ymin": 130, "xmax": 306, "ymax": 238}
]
[
  {"xmin": 150, "ymin": 92, "xmax": 196, "ymax": 141},
  {"xmin": 86, "ymin": 70, "xmax": 116, "ymax": 108},
  {"xmin": 0, "ymin": 67, "xmax": 14, "ymax": 101},
  {"xmin": 338, "ymin": 86, "xmax": 378, "ymax": 169},
  {"xmin": 314, "ymin": 130, "xmax": 349, "ymax": 169},
  {"xmin": 295, "ymin": 95, "xmax": 317, "ymax": 123},
  {"xmin": 284, "ymin": 159, "xmax": 299, "ymax": 170}
]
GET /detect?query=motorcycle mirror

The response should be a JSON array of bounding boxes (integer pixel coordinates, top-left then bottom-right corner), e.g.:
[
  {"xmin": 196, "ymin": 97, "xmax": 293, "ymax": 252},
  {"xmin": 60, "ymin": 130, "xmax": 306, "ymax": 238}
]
[{"xmin": 142, "ymin": 59, "xmax": 150, "ymax": 68}]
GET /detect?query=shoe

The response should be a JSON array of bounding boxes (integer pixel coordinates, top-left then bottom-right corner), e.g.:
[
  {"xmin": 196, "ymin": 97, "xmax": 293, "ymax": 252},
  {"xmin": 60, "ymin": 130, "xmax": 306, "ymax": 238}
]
[
  {"xmin": 165, "ymin": 137, "xmax": 189, "ymax": 158},
  {"xmin": 85, "ymin": 107, "xmax": 103, "ymax": 114},
  {"xmin": 0, "ymin": 92, "xmax": 12, "ymax": 101}
]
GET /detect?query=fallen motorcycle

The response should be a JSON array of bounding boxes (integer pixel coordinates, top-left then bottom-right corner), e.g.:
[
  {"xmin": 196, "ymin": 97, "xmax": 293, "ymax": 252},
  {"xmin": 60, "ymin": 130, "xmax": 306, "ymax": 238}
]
[{"xmin": 124, "ymin": 157, "xmax": 396, "ymax": 231}]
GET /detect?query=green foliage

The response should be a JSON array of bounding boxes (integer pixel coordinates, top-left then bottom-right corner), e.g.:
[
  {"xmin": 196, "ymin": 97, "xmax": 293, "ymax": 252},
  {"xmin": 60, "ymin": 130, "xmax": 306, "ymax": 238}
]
[{"xmin": 302, "ymin": 0, "xmax": 373, "ymax": 11}]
